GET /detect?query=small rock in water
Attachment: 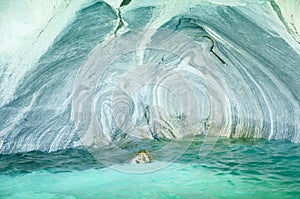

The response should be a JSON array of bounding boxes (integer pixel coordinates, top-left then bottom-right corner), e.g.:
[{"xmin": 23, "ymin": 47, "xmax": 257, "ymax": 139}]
[{"xmin": 131, "ymin": 149, "xmax": 154, "ymax": 164}]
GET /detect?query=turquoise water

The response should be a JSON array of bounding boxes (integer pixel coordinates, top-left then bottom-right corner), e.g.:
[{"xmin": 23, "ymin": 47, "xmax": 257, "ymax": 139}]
[{"xmin": 0, "ymin": 137, "xmax": 299, "ymax": 198}]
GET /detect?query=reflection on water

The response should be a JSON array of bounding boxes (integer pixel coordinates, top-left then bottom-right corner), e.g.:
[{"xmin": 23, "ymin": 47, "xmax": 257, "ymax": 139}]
[{"xmin": 0, "ymin": 137, "xmax": 299, "ymax": 198}]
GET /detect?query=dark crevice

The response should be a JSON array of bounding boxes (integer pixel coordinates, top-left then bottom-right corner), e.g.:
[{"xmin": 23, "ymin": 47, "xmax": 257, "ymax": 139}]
[
  {"xmin": 166, "ymin": 128, "xmax": 176, "ymax": 139},
  {"xmin": 143, "ymin": 105, "xmax": 160, "ymax": 140},
  {"xmin": 174, "ymin": 18, "xmax": 226, "ymax": 65},
  {"xmin": 36, "ymin": 16, "xmax": 54, "ymax": 39},
  {"xmin": 36, "ymin": 1, "xmax": 71, "ymax": 40},
  {"xmin": 175, "ymin": 19, "xmax": 182, "ymax": 30},
  {"xmin": 113, "ymin": 0, "xmax": 133, "ymax": 35},
  {"xmin": 120, "ymin": 0, "xmax": 132, "ymax": 7},
  {"xmin": 202, "ymin": 35, "xmax": 227, "ymax": 65},
  {"xmin": 114, "ymin": 8, "xmax": 125, "ymax": 35},
  {"xmin": 158, "ymin": 113, "xmax": 176, "ymax": 139}
]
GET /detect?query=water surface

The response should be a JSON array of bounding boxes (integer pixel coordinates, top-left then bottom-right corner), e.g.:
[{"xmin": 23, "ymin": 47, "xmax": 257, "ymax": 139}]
[{"xmin": 1, "ymin": 137, "xmax": 299, "ymax": 198}]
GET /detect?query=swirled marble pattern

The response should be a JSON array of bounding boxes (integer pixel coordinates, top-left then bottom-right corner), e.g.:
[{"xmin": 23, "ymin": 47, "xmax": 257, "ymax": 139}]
[{"xmin": 0, "ymin": 0, "xmax": 299, "ymax": 153}]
